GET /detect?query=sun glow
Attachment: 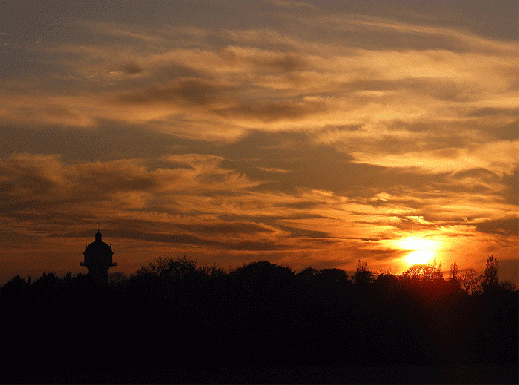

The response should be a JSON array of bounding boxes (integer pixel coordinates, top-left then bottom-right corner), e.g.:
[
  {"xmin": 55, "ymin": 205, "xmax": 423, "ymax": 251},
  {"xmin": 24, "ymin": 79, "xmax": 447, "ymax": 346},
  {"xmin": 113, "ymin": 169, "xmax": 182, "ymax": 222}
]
[{"xmin": 399, "ymin": 238, "xmax": 437, "ymax": 265}]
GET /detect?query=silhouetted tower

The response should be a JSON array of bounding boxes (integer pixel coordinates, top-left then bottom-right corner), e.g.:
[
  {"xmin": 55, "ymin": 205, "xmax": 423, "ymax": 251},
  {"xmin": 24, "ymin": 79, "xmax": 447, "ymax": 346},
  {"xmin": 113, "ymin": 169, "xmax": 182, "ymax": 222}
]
[{"xmin": 80, "ymin": 229, "xmax": 117, "ymax": 285}]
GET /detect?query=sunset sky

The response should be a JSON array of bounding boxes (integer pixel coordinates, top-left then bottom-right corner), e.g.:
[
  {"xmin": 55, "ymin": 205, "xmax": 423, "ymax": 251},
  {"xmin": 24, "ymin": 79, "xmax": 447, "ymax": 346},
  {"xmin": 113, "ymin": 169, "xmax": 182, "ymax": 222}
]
[{"xmin": 1, "ymin": 0, "xmax": 517, "ymax": 285}]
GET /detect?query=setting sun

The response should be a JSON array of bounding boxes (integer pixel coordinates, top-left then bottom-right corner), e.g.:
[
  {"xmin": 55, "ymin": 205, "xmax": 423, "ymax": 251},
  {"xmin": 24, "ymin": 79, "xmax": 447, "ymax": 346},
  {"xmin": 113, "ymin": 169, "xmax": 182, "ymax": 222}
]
[{"xmin": 399, "ymin": 238, "xmax": 437, "ymax": 265}]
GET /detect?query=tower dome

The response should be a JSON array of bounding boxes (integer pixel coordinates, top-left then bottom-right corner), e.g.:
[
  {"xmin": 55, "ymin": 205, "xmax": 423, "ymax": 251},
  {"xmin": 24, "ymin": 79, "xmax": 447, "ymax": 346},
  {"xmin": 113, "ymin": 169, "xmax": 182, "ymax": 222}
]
[{"xmin": 81, "ymin": 229, "xmax": 117, "ymax": 285}]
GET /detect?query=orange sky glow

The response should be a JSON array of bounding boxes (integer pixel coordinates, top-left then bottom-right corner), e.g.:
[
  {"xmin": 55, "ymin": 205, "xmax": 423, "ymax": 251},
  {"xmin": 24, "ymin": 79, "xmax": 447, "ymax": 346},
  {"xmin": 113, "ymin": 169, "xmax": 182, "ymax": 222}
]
[{"xmin": 0, "ymin": 0, "xmax": 517, "ymax": 285}]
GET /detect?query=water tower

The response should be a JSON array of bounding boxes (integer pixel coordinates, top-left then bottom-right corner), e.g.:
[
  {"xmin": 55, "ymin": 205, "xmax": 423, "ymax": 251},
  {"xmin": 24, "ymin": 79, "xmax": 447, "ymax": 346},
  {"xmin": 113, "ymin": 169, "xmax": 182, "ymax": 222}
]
[{"xmin": 81, "ymin": 229, "xmax": 117, "ymax": 285}]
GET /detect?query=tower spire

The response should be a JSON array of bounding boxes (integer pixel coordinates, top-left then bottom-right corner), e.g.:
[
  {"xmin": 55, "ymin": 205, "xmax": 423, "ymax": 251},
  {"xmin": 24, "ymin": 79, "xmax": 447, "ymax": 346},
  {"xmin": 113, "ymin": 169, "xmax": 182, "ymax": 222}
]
[
  {"xmin": 95, "ymin": 228, "xmax": 102, "ymax": 242},
  {"xmin": 81, "ymin": 229, "xmax": 116, "ymax": 285}
]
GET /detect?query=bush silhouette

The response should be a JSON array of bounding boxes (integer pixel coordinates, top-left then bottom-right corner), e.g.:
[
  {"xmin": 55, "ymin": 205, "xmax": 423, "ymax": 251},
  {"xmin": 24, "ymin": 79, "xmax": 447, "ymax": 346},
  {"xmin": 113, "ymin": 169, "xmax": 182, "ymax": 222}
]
[{"xmin": 1, "ymin": 256, "xmax": 517, "ymax": 383}]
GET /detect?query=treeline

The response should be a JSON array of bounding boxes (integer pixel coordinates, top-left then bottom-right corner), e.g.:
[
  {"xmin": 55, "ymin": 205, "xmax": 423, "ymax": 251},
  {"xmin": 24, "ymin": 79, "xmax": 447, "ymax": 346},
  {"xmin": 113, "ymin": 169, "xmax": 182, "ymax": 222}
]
[{"xmin": 1, "ymin": 257, "xmax": 517, "ymax": 383}]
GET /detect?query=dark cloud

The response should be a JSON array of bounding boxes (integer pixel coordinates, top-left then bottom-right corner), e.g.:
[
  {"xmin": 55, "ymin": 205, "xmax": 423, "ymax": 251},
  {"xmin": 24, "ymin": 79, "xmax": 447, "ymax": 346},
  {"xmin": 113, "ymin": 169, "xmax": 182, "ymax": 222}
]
[
  {"xmin": 360, "ymin": 237, "xmax": 382, "ymax": 242},
  {"xmin": 467, "ymin": 107, "xmax": 518, "ymax": 119},
  {"xmin": 501, "ymin": 167, "xmax": 519, "ymax": 206},
  {"xmin": 57, "ymin": 218, "xmax": 282, "ymax": 252},
  {"xmin": 109, "ymin": 228, "xmax": 217, "ymax": 247},
  {"xmin": 216, "ymin": 98, "xmax": 327, "ymax": 123},
  {"xmin": 217, "ymin": 212, "xmax": 326, "ymax": 225},
  {"xmin": 476, "ymin": 217, "xmax": 519, "ymax": 236},
  {"xmin": 221, "ymin": 47, "xmax": 309, "ymax": 73},
  {"xmin": 344, "ymin": 116, "xmax": 515, "ymax": 158},
  {"xmin": 115, "ymin": 78, "xmax": 228, "ymax": 107},
  {"xmin": 0, "ymin": 123, "xmax": 203, "ymax": 162},
  {"xmin": 227, "ymin": 239, "xmax": 288, "ymax": 251},
  {"xmin": 338, "ymin": 242, "xmax": 407, "ymax": 264},
  {"xmin": 114, "ymin": 77, "xmax": 327, "ymax": 124},
  {"xmin": 440, "ymin": 168, "xmax": 503, "ymax": 195},
  {"xmin": 105, "ymin": 226, "xmax": 286, "ymax": 252},
  {"xmin": 314, "ymin": 0, "xmax": 518, "ymax": 41},
  {"xmin": 482, "ymin": 120, "xmax": 518, "ymax": 142},
  {"xmin": 120, "ymin": 62, "xmax": 144, "ymax": 75},
  {"xmin": 0, "ymin": 228, "xmax": 41, "ymax": 248},
  {"xmin": 275, "ymin": 201, "xmax": 320, "ymax": 210},
  {"xmin": 0, "ymin": 151, "xmax": 334, "ymax": 255},
  {"xmin": 252, "ymin": 53, "xmax": 308, "ymax": 73},
  {"xmin": 276, "ymin": 223, "xmax": 332, "ymax": 240},
  {"xmin": 391, "ymin": 216, "xmax": 439, "ymax": 231},
  {"xmin": 74, "ymin": 162, "xmax": 158, "ymax": 195},
  {"xmin": 216, "ymin": 130, "xmax": 452, "ymax": 196},
  {"xmin": 342, "ymin": 78, "xmax": 480, "ymax": 102},
  {"xmin": 181, "ymin": 222, "xmax": 275, "ymax": 236},
  {"xmin": 0, "ymin": 159, "xmax": 129, "ymax": 224},
  {"xmin": 451, "ymin": 168, "xmax": 500, "ymax": 182},
  {"xmin": 153, "ymin": 63, "xmax": 204, "ymax": 80}
]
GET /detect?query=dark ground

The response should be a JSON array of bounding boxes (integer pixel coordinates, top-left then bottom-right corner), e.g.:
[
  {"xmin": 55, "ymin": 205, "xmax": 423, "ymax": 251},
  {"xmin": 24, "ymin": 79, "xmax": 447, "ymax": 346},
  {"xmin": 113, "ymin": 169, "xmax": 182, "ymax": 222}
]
[
  {"xmin": 1, "ymin": 259, "xmax": 517, "ymax": 384},
  {"xmin": 3, "ymin": 364, "xmax": 518, "ymax": 384}
]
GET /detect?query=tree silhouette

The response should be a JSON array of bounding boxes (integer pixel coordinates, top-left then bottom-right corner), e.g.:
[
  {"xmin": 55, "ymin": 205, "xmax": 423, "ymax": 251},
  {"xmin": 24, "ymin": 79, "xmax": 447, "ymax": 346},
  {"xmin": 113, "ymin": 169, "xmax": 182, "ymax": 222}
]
[
  {"xmin": 354, "ymin": 259, "xmax": 373, "ymax": 286},
  {"xmin": 449, "ymin": 261, "xmax": 459, "ymax": 281},
  {"xmin": 449, "ymin": 261, "xmax": 461, "ymax": 292},
  {"xmin": 313, "ymin": 268, "xmax": 350, "ymax": 289},
  {"xmin": 459, "ymin": 267, "xmax": 482, "ymax": 295},
  {"xmin": 482, "ymin": 255, "xmax": 499, "ymax": 293},
  {"xmin": 0, "ymin": 255, "xmax": 517, "ymax": 384},
  {"xmin": 402, "ymin": 260, "xmax": 443, "ymax": 281}
]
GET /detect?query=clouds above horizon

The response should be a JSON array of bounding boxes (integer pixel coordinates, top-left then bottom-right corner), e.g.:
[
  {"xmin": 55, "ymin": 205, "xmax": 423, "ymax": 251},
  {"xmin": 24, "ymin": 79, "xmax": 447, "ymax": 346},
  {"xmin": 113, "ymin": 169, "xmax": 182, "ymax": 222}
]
[
  {"xmin": 0, "ymin": 0, "xmax": 517, "ymax": 282},
  {"xmin": 2, "ymin": 5, "xmax": 516, "ymax": 168}
]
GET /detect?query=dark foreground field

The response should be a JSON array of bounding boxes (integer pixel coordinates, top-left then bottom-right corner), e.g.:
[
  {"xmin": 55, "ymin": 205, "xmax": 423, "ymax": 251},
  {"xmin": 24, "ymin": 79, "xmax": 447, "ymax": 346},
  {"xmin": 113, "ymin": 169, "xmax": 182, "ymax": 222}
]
[
  {"xmin": 2, "ymin": 258, "xmax": 517, "ymax": 384},
  {"xmin": 3, "ymin": 364, "xmax": 518, "ymax": 384}
]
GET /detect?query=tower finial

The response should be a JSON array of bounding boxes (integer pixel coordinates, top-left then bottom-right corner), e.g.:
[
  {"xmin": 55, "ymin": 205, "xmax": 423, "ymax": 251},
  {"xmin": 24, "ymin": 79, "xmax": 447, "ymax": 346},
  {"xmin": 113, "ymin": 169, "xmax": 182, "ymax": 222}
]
[{"xmin": 82, "ymin": 227, "xmax": 116, "ymax": 285}]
